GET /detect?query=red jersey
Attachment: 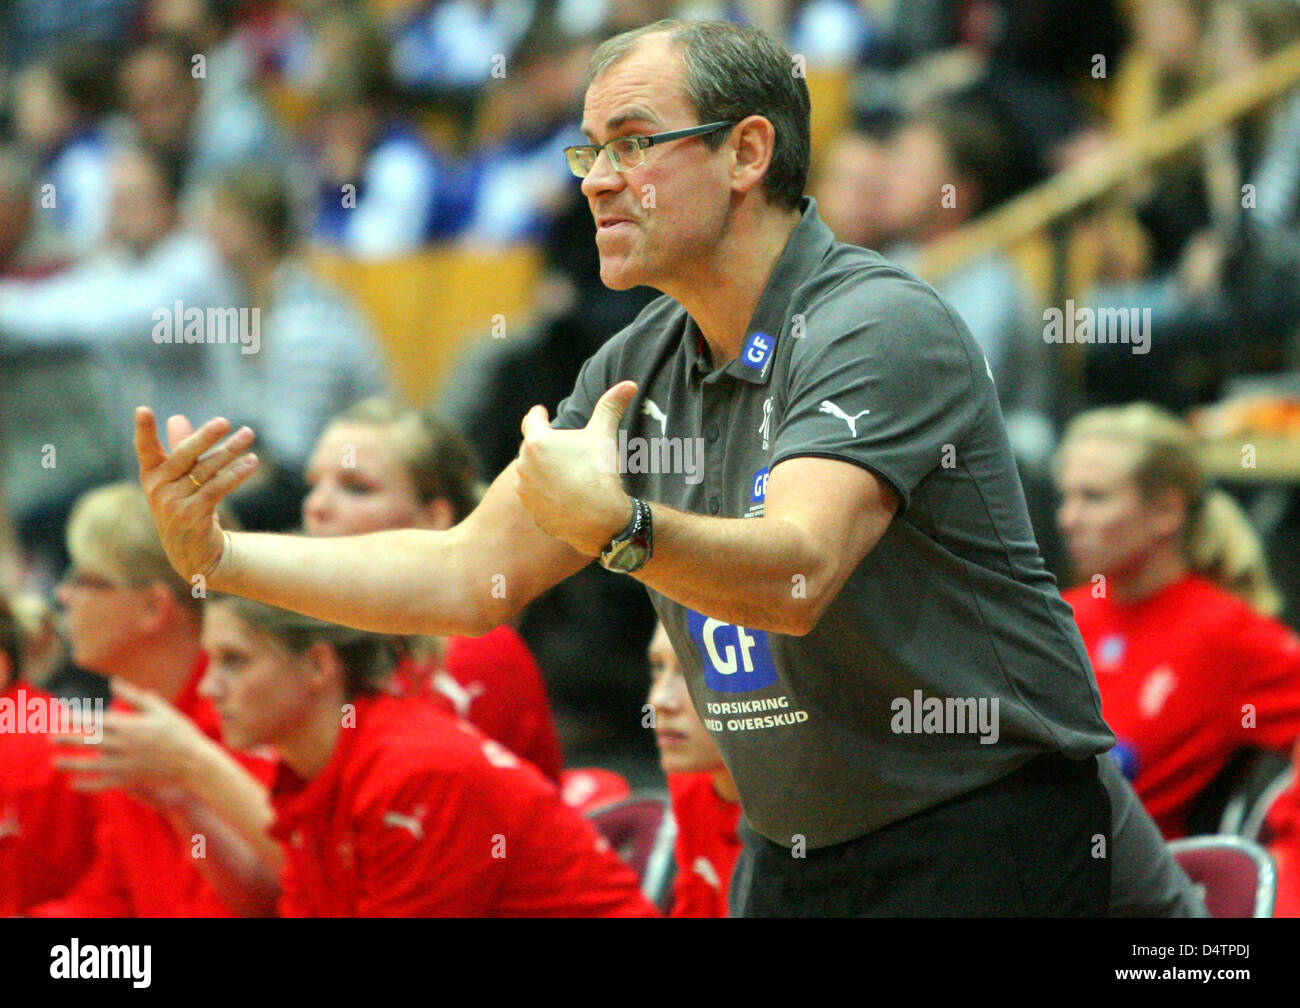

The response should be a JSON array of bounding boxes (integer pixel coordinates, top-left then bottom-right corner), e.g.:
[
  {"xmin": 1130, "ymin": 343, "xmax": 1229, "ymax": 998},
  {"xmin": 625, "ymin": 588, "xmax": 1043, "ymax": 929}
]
[
  {"xmin": 667, "ymin": 772, "xmax": 742, "ymax": 918},
  {"xmin": 0, "ymin": 682, "xmax": 97, "ymax": 915},
  {"xmin": 269, "ymin": 693, "xmax": 658, "ymax": 917},
  {"xmin": 393, "ymin": 627, "xmax": 562, "ymax": 783},
  {"xmin": 1064, "ymin": 574, "xmax": 1300, "ymax": 838},
  {"xmin": 30, "ymin": 657, "xmax": 274, "ymax": 917},
  {"xmin": 561, "ymin": 767, "xmax": 632, "ymax": 814}
]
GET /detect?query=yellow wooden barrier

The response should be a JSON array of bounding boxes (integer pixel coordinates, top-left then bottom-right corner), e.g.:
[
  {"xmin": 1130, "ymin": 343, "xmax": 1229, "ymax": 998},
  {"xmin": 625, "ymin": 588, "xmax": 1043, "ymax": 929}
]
[{"xmin": 310, "ymin": 245, "xmax": 543, "ymax": 403}]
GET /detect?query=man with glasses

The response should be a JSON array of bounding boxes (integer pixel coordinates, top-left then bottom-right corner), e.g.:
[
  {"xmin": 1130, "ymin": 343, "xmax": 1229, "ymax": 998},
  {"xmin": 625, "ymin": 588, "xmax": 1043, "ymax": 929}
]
[
  {"xmin": 31, "ymin": 482, "xmax": 273, "ymax": 917},
  {"xmin": 136, "ymin": 20, "xmax": 1115, "ymax": 916}
]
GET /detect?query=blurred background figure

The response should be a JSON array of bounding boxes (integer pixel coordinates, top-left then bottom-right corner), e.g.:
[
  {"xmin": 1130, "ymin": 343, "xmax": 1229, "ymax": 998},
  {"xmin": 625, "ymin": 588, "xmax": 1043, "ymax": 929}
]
[
  {"xmin": 0, "ymin": 592, "xmax": 97, "ymax": 917},
  {"xmin": 141, "ymin": 0, "xmax": 291, "ymax": 189},
  {"xmin": 203, "ymin": 164, "xmax": 389, "ymax": 530},
  {"xmin": 457, "ymin": 16, "xmax": 592, "ymax": 246},
  {"xmin": 810, "ymin": 110, "xmax": 897, "ymax": 253},
  {"xmin": 647, "ymin": 621, "xmax": 740, "ymax": 918},
  {"xmin": 304, "ymin": 8, "xmax": 472, "ymax": 256},
  {"xmin": 1081, "ymin": 0, "xmax": 1300, "ymax": 412},
  {"xmin": 877, "ymin": 98, "xmax": 1049, "ymax": 463},
  {"xmin": 118, "ymin": 32, "xmax": 286, "ymax": 205},
  {"xmin": 302, "ymin": 396, "xmax": 563, "ymax": 783},
  {"xmin": 0, "ymin": 145, "xmax": 231, "ymax": 577},
  {"xmin": 1056, "ymin": 403, "xmax": 1300, "ymax": 838},
  {"xmin": 0, "ymin": 146, "xmax": 68, "ymax": 280},
  {"xmin": 10, "ymin": 44, "xmax": 118, "ymax": 257}
]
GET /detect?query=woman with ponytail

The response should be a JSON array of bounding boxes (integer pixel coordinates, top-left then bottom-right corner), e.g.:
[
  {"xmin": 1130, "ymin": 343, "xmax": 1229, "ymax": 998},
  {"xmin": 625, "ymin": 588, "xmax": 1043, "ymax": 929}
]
[
  {"xmin": 195, "ymin": 595, "xmax": 656, "ymax": 916},
  {"xmin": 1055, "ymin": 402, "xmax": 1300, "ymax": 838},
  {"xmin": 302, "ymin": 398, "xmax": 563, "ymax": 783}
]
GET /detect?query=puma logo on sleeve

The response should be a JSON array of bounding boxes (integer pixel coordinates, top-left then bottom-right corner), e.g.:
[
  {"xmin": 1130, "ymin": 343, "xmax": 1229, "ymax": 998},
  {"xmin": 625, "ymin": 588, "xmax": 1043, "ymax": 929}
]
[
  {"xmin": 819, "ymin": 400, "xmax": 871, "ymax": 437},
  {"xmin": 382, "ymin": 806, "xmax": 428, "ymax": 840}
]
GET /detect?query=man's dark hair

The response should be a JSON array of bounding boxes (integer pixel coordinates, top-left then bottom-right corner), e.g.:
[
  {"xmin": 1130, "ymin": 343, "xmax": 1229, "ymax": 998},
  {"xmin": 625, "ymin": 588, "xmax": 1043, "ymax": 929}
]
[
  {"xmin": 587, "ymin": 19, "xmax": 811, "ymax": 211},
  {"xmin": 211, "ymin": 165, "xmax": 297, "ymax": 256},
  {"xmin": 45, "ymin": 43, "xmax": 119, "ymax": 119},
  {"xmin": 917, "ymin": 99, "xmax": 1024, "ymax": 216},
  {"xmin": 0, "ymin": 595, "xmax": 25, "ymax": 686}
]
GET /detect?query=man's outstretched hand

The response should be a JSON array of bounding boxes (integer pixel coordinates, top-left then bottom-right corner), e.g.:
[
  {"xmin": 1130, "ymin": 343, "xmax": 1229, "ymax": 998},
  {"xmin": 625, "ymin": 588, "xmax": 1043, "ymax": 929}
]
[
  {"xmin": 134, "ymin": 407, "xmax": 259, "ymax": 583},
  {"xmin": 516, "ymin": 381, "xmax": 637, "ymax": 557}
]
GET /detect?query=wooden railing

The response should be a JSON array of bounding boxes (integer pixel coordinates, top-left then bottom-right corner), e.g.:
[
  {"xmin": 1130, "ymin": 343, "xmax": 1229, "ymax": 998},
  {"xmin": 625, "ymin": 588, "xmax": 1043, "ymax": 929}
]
[{"xmin": 915, "ymin": 39, "xmax": 1300, "ymax": 284}]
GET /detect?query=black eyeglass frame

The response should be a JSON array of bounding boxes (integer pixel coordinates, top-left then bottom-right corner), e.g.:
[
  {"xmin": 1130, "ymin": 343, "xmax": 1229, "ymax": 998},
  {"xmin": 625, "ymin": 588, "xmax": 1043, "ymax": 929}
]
[{"xmin": 564, "ymin": 119, "xmax": 740, "ymax": 178}]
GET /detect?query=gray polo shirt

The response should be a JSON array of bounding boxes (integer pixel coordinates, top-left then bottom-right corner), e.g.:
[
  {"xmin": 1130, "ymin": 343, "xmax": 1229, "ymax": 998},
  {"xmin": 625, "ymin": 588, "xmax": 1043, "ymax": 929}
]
[{"xmin": 554, "ymin": 197, "xmax": 1114, "ymax": 849}]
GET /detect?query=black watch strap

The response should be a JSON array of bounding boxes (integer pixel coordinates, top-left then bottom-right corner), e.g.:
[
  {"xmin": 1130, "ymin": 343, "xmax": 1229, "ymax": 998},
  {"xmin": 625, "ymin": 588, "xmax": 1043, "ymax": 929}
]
[{"xmin": 599, "ymin": 497, "xmax": 653, "ymax": 573}]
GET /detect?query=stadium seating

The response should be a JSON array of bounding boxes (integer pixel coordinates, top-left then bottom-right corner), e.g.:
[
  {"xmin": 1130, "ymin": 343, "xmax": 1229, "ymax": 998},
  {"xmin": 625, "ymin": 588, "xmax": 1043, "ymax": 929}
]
[
  {"xmin": 585, "ymin": 793, "xmax": 677, "ymax": 912},
  {"xmin": 1168, "ymin": 835, "xmax": 1277, "ymax": 918}
]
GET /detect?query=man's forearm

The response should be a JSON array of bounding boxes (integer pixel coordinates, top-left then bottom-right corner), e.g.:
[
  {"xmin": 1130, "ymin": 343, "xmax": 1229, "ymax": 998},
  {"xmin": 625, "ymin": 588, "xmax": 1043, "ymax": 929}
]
[
  {"xmin": 633, "ymin": 505, "xmax": 834, "ymax": 636},
  {"xmin": 214, "ymin": 526, "xmax": 497, "ymax": 636}
]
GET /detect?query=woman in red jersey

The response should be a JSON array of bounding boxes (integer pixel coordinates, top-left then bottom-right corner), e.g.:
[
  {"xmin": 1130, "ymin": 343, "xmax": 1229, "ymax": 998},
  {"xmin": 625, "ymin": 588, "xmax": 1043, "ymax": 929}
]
[
  {"xmin": 646, "ymin": 622, "xmax": 741, "ymax": 917},
  {"xmin": 198, "ymin": 594, "xmax": 656, "ymax": 917},
  {"xmin": 302, "ymin": 398, "xmax": 563, "ymax": 782},
  {"xmin": 1055, "ymin": 402, "xmax": 1300, "ymax": 839}
]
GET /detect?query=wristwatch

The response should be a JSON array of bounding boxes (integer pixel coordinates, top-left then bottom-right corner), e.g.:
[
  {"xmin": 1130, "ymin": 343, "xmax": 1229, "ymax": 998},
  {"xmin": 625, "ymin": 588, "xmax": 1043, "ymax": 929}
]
[{"xmin": 599, "ymin": 497, "xmax": 654, "ymax": 573}]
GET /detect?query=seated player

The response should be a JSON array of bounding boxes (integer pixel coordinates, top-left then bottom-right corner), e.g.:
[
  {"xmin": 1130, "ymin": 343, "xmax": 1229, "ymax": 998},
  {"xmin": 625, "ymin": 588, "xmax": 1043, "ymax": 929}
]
[
  {"xmin": 196, "ymin": 594, "xmax": 658, "ymax": 917},
  {"xmin": 303, "ymin": 398, "xmax": 562, "ymax": 781},
  {"xmin": 0, "ymin": 593, "xmax": 96, "ymax": 915},
  {"xmin": 647, "ymin": 622, "xmax": 741, "ymax": 917},
  {"xmin": 31, "ymin": 482, "xmax": 274, "ymax": 917},
  {"xmin": 1056, "ymin": 403, "xmax": 1300, "ymax": 837}
]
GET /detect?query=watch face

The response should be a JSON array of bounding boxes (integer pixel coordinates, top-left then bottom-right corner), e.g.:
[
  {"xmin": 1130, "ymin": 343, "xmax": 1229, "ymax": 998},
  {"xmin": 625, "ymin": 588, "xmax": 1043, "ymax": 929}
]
[{"xmin": 605, "ymin": 538, "xmax": 650, "ymax": 573}]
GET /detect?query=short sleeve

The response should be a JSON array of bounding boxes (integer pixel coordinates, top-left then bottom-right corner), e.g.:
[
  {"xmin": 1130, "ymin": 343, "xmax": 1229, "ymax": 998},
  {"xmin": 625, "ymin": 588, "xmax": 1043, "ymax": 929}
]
[
  {"xmin": 1234, "ymin": 613, "xmax": 1300, "ymax": 752},
  {"xmin": 770, "ymin": 272, "xmax": 982, "ymax": 509}
]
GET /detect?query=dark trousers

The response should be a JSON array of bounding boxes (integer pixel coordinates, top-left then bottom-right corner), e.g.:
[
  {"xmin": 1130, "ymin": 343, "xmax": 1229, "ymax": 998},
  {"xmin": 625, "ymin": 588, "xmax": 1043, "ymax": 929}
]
[{"xmin": 739, "ymin": 753, "xmax": 1111, "ymax": 917}]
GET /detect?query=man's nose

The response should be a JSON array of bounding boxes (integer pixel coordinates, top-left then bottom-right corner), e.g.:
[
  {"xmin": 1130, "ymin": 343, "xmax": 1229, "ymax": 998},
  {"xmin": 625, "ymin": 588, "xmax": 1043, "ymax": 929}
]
[
  {"xmin": 581, "ymin": 147, "xmax": 625, "ymax": 199},
  {"xmin": 198, "ymin": 667, "xmax": 221, "ymax": 700}
]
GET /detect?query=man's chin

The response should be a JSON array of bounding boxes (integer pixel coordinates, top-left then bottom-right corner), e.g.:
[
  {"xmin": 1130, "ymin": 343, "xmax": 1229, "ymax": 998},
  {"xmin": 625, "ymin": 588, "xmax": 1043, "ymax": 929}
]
[{"xmin": 598, "ymin": 262, "xmax": 640, "ymax": 291}]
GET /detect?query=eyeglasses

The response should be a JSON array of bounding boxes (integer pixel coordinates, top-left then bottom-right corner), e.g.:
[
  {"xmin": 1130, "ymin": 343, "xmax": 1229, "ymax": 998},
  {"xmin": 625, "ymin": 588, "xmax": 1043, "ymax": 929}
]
[
  {"xmin": 59, "ymin": 569, "xmax": 146, "ymax": 592},
  {"xmin": 564, "ymin": 120, "xmax": 739, "ymax": 178}
]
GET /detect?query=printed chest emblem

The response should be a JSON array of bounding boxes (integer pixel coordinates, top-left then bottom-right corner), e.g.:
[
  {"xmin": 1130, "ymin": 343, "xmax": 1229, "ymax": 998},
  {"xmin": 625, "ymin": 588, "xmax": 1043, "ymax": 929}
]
[
  {"xmin": 1138, "ymin": 665, "xmax": 1178, "ymax": 720},
  {"xmin": 686, "ymin": 610, "xmax": 778, "ymax": 693},
  {"xmin": 1097, "ymin": 633, "xmax": 1126, "ymax": 670},
  {"xmin": 692, "ymin": 856, "xmax": 722, "ymax": 890}
]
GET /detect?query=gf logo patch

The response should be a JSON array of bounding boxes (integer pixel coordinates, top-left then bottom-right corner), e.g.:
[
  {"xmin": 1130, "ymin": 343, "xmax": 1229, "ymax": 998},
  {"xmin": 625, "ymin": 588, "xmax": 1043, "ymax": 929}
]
[{"xmin": 686, "ymin": 610, "xmax": 779, "ymax": 693}]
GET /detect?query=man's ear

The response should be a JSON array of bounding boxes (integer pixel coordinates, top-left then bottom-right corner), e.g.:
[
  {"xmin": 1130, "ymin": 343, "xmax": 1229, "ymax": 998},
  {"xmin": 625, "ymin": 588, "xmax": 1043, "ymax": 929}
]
[
  {"xmin": 302, "ymin": 640, "xmax": 344, "ymax": 694},
  {"xmin": 138, "ymin": 583, "xmax": 180, "ymax": 635},
  {"xmin": 1148, "ymin": 487, "xmax": 1189, "ymax": 540},
  {"xmin": 729, "ymin": 115, "xmax": 777, "ymax": 196}
]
